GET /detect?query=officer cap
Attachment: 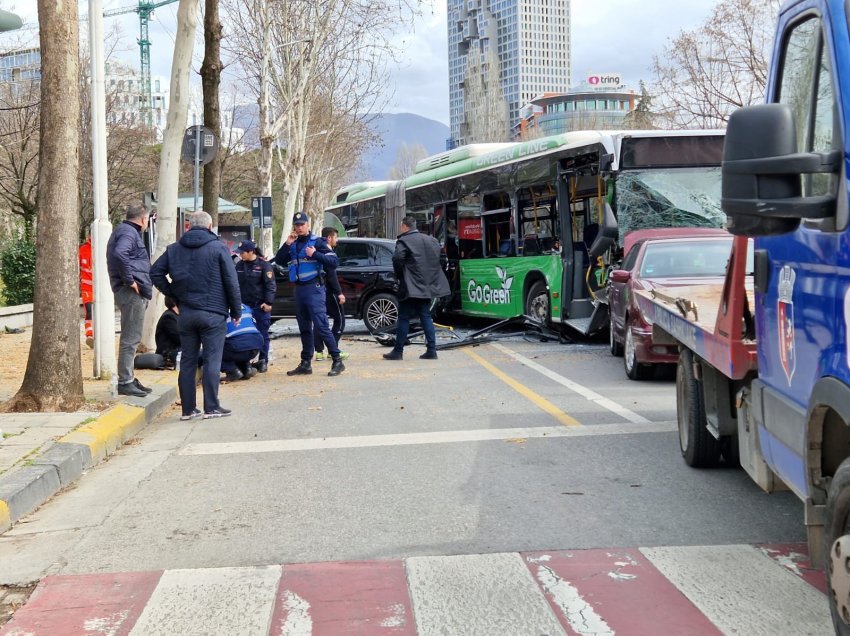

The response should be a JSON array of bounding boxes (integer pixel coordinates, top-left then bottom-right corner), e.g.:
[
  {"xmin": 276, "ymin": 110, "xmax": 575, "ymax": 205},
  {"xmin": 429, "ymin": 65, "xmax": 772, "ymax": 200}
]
[
  {"xmin": 292, "ymin": 212, "xmax": 309, "ymax": 226},
  {"xmin": 237, "ymin": 240, "xmax": 257, "ymax": 253}
]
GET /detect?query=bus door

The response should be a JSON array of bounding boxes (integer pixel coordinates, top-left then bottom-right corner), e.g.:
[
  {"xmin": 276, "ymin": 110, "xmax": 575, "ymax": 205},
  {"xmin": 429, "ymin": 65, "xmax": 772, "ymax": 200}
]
[
  {"xmin": 558, "ymin": 163, "xmax": 611, "ymax": 333},
  {"xmin": 434, "ymin": 202, "xmax": 462, "ymax": 309}
]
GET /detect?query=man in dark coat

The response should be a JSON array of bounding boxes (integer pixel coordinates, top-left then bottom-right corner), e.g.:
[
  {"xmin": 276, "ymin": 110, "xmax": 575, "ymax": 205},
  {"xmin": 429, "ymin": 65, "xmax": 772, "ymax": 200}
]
[
  {"xmin": 235, "ymin": 239, "xmax": 276, "ymax": 372},
  {"xmin": 106, "ymin": 203, "xmax": 153, "ymax": 397},
  {"xmin": 384, "ymin": 215, "xmax": 451, "ymax": 361},
  {"xmin": 150, "ymin": 211, "xmax": 242, "ymax": 420},
  {"xmin": 155, "ymin": 296, "xmax": 181, "ymax": 369}
]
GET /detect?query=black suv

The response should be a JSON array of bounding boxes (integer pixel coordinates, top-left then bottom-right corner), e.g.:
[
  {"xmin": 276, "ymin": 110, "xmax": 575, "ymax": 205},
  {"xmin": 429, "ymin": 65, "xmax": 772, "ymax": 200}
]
[{"xmin": 271, "ymin": 237, "xmax": 399, "ymax": 334}]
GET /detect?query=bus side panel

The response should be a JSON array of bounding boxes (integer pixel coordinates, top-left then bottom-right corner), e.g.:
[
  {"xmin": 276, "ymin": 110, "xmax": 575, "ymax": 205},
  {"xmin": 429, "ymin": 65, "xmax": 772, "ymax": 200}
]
[{"xmin": 459, "ymin": 255, "xmax": 561, "ymax": 319}]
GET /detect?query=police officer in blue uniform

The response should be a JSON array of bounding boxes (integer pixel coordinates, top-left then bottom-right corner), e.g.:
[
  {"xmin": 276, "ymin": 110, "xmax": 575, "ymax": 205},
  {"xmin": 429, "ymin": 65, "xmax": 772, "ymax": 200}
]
[
  {"xmin": 274, "ymin": 212, "xmax": 345, "ymax": 377},
  {"xmin": 235, "ymin": 240, "xmax": 276, "ymax": 372},
  {"xmin": 221, "ymin": 304, "xmax": 264, "ymax": 382}
]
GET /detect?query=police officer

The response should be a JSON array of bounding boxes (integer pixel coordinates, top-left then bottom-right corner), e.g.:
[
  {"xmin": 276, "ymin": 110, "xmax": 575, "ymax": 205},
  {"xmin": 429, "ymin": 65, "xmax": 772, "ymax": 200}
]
[
  {"xmin": 235, "ymin": 239, "xmax": 276, "ymax": 372},
  {"xmin": 274, "ymin": 212, "xmax": 345, "ymax": 377},
  {"xmin": 221, "ymin": 304, "xmax": 264, "ymax": 382}
]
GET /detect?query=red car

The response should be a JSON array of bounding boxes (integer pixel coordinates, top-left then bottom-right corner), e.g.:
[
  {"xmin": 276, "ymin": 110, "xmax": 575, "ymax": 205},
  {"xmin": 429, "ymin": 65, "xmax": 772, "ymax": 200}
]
[{"xmin": 608, "ymin": 228, "xmax": 736, "ymax": 380}]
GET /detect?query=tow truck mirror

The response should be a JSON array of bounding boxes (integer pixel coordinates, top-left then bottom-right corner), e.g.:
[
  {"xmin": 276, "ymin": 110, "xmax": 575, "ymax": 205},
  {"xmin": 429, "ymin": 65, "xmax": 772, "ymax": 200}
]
[
  {"xmin": 587, "ymin": 202, "xmax": 618, "ymax": 258},
  {"xmin": 610, "ymin": 269, "xmax": 631, "ymax": 284},
  {"xmin": 722, "ymin": 103, "xmax": 839, "ymax": 236}
]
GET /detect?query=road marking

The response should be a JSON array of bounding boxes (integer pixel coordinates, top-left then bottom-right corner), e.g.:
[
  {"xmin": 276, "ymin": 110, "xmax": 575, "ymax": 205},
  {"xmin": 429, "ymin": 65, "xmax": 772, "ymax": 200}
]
[
  {"xmin": 642, "ymin": 544, "xmax": 833, "ymax": 636},
  {"xmin": 178, "ymin": 422, "xmax": 676, "ymax": 457},
  {"xmin": 129, "ymin": 566, "xmax": 281, "ymax": 636},
  {"xmin": 463, "ymin": 347, "xmax": 580, "ymax": 427},
  {"xmin": 406, "ymin": 552, "xmax": 567, "ymax": 636},
  {"xmin": 491, "ymin": 343, "xmax": 652, "ymax": 424}
]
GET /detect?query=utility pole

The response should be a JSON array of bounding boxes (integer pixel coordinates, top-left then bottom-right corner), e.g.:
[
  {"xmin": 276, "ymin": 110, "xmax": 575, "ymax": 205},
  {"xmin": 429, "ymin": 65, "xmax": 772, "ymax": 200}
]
[{"xmin": 89, "ymin": 0, "xmax": 117, "ymax": 386}]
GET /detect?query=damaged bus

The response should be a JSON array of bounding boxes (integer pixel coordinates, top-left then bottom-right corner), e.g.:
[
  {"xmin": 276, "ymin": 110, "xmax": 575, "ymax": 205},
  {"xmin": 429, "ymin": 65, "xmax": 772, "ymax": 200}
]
[{"xmin": 325, "ymin": 130, "xmax": 725, "ymax": 335}]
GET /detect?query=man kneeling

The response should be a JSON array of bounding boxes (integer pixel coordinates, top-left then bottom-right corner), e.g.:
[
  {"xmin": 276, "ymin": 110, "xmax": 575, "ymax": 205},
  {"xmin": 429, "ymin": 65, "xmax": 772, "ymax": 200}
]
[{"xmin": 222, "ymin": 304, "xmax": 264, "ymax": 382}]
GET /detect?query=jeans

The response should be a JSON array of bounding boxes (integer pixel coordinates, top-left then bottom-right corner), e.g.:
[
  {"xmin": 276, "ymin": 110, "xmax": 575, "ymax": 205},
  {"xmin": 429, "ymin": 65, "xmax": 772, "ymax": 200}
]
[
  {"xmin": 393, "ymin": 298, "xmax": 435, "ymax": 354},
  {"xmin": 314, "ymin": 291, "xmax": 345, "ymax": 353},
  {"xmin": 115, "ymin": 286, "xmax": 148, "ymax": 385},
  {"xmin": 295, "ymin": 283, "xmax": 339, "ymax": 360},
  {"xmin": 178, "ymin": 307, "xmax": 226, "ymax": 414}
]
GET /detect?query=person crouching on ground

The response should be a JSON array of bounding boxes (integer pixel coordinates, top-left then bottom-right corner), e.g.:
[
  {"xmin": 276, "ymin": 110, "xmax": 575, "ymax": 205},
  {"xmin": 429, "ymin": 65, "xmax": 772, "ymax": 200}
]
[
  {"xmin": 150, "ymin": 211, "xmax": 242, "ymax": 420},
  {"xmin": 155, "ymin": 296, "xmax": 181, "ymax": 369},
  {"xmin": 274, "ymin": 212, "xmax": 345, "ymax": 377},
  {"xmin": 222, "ymin": 304, "xmax": 264, "ymax": 382}
]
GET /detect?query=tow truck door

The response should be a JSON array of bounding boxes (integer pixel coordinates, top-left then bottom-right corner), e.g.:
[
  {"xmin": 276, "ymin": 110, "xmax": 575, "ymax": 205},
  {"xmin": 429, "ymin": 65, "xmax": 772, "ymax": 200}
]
[{"xmin": 755, "ymin": 6, "xmax": 844, "ymax": 496}]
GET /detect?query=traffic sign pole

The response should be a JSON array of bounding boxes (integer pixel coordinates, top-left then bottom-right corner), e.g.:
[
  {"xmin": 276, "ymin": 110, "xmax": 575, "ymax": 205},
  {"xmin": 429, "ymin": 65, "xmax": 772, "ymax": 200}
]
[{"xmin": 193, "ymin": 114, "xmax": 201, "ymax": 214}]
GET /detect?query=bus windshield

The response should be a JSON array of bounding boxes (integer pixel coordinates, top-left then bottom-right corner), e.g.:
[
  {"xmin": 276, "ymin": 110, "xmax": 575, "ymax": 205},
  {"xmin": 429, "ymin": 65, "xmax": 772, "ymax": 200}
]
[{"xmin": 615, "ymin": 167, "xmax": 724, "ymax": 244}]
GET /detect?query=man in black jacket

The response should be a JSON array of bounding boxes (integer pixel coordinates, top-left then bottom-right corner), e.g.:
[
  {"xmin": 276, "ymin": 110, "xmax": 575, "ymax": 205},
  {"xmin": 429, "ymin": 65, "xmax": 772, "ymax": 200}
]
[
  {"xmin": 235, "ymin": 240, "xmax": 276, "ymax": 372},
  {"xmin": 384, "ymin": 216, "xmax": 451, "ymax": 361},
  {"xmin": 313, "ymin": 227, "xmax": 347, "ymax": 362},
  {"xmin": 150, "ymin": 211, "xmax": 242, "ymax": 420},
  {"xmin": 106, "ymin": 203, "xmax": 153, "ymax": 397},
  {"xmin": 155, "ymin": 296, "xmax": 180, "ymax": 369}
]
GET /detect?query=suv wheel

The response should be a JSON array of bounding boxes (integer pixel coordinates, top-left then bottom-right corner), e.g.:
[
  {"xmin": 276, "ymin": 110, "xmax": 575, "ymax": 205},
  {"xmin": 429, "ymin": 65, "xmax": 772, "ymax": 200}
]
[{"xmin": 363, "ymin": 292, "xmax": 399, "ymax": 335}]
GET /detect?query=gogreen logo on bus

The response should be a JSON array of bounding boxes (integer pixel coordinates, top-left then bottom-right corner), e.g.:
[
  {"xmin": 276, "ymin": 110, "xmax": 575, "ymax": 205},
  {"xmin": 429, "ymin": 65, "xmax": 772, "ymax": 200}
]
[{"xmin": 467, "ymin": 266, "xmax": 514, "ymax": 305}]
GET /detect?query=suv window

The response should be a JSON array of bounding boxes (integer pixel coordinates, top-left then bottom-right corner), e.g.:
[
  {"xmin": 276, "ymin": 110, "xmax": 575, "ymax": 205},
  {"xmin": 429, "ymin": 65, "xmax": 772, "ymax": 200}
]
[
  {"xmin": 375, "ymin": 245, "xmax": 394, "ymax": 266},
  {"xmin": 336, "ymin": 242, "xmax": 370, "ymax": 267}
]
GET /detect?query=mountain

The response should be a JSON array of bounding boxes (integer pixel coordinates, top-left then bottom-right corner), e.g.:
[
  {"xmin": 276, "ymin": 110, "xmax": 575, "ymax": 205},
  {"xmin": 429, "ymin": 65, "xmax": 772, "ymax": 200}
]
[
  {"xmin": 362, "ymin": 113, "xmax": 450, "ymax": 180},
  {"xmin": 229, "ymin": 106, "xmax": 449, "ymax": 181}
]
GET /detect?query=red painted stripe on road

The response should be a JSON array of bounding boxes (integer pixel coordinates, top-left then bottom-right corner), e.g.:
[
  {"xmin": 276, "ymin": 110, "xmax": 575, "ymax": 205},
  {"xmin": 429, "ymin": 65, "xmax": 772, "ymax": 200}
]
[
  {"xmin": 270, "ymin": 560, "xmax": 415, "ymax": 635},
  {"xmin": 523, "ymin": 549, "xmax": 722, "ymax": 636},
  {"xmin": 757, "ymin": 543, "xmax": 827, "ymax": 594},
  {"xmin": 0, "ymin": 571, "xmax": 162, "ymax": 636}
]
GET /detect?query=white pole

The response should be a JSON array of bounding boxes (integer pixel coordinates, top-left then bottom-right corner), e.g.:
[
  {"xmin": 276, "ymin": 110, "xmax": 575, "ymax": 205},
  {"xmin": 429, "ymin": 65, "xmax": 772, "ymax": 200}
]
[{"xmin": 88, "ymin": 0, "xmax": 116, "ymax": 388}]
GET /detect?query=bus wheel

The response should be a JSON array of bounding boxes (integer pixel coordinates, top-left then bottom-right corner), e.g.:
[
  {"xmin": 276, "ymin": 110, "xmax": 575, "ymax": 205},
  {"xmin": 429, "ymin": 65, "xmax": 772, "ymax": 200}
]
[
  {"xmin": 676, "ymin": 348, "xmax": 720, "ymax": 467},
  {"xmin": 525, "ymin": 281, "xmax": 548, "ymax": 323},
  {"xmin": 826, "ymin": 459, "xmax": 850, "ymax": 636},
  {"xmin": 363, "ymin": 293, "xmax": 399, "ymax": 335}
]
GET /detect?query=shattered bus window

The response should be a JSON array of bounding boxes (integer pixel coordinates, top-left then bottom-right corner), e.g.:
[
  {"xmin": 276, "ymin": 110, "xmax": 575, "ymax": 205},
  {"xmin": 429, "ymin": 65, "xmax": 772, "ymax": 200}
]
[{"xmin": 615, "ymin": 167, "xmax": 725, "ymax": 245}]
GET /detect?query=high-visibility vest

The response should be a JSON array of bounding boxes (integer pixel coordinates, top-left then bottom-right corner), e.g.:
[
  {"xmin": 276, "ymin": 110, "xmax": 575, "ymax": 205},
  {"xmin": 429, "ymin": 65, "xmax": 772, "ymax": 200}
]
[
  {"xmin": 79, "ymin": 239, "xmax": 93, "ymax": 288},
  {"xmin": 288, "ymin": 235, "xmax": 323, "ymax": 283}
]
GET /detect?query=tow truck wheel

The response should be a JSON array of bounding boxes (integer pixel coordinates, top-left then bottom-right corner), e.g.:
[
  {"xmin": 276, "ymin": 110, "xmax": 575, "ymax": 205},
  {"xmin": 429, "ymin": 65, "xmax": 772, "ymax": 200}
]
[
  {"xmin": 676, "ymin": 348, "xmax": 720, "ymax": 467},
  {"xmin": 624, "ymin": 326, "xmax": 653, "ymax": 380},
  {"xmin": 826, "ymin": 459, "xmax": 850, "ymax": 635}
]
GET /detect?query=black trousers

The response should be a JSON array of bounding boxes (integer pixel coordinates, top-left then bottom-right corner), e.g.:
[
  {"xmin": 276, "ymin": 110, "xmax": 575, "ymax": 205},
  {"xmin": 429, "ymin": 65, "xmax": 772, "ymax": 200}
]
[
  {"xmin": 178, "ymin": 307, "xmax": 226, "ymax": 414},
  {"xmin": 314, "ymin": 291, "xmax": 345, "ymax": 352}
]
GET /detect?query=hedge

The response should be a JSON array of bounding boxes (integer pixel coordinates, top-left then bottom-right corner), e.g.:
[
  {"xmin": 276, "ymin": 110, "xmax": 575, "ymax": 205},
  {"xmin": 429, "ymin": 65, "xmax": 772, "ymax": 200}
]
[{"xmin": 0, "ymin": 241, "xmax": 36, "ymax": 306}]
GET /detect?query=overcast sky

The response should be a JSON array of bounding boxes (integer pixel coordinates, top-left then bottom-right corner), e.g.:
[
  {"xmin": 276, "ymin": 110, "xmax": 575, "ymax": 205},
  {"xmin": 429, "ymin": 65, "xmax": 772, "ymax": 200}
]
[{"xmin": 3, "ymin": 1, "xmax": 720, "ymax": 126}]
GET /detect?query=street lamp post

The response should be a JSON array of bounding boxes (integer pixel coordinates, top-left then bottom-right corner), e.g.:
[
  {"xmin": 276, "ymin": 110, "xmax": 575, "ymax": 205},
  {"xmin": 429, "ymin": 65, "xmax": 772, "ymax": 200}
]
[{"xmin": 88, "ymin": 0, "xmax": 117, "ymax": 387}]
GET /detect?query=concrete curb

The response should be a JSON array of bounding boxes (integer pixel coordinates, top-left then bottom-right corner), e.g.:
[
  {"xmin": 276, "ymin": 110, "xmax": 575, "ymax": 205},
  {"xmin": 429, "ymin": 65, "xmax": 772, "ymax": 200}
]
[{"xmin": 0, "ymin": 378, "xmax": 177, "ymax": 533}]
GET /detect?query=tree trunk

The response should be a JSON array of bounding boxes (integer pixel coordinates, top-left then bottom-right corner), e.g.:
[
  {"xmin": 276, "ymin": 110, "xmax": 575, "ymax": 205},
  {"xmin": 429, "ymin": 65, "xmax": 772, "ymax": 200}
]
[
  {"xmin": 139, "ymin": 0, "xmax": 199, "ymax": 350},
  {"xmin": 201, "ymin": 0, "xmax": 222, "ymax": 230},
  {"xmin": 6, "ymin": 0, "xmax": 84, "ymax": 412}
]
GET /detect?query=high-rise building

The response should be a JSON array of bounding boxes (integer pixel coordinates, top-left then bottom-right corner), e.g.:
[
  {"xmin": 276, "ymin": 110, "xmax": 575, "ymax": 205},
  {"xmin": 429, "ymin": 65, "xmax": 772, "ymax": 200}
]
[
  {"xmin": 0, "ymin": 48, "xmax": 41, "ymax": 86},
  {"xmin": 447, "ymin": 0, "xmax": 571, "ymax": 148}
]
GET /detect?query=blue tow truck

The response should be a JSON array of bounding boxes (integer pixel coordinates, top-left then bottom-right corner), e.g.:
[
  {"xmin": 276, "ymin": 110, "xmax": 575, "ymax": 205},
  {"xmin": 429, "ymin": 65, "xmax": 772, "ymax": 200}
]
[{"xmin": 636, "ymin": 0, "xmax": 850, "ymax": 631}]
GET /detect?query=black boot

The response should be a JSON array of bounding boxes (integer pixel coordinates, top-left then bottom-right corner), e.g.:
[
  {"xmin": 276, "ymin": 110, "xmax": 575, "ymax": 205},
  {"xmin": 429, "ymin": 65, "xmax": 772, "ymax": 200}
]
[
  {"xmin": 223, "ymin": 368, "xmax": 244, "ymax": 383},
  {"xmin": 383, "ymin": 350, "xmax": 403, "ymax": 360},
  {"xmin": 420, "ymin": 350, "xmax": 438, "ymax": 360},
  {"xmin": 287, "ymin": 360, "xmax": 313, "ymax": 376},
  {"xmin": 254, "ymin": 359, "xmax": 268, "ymax": 373},
  {"xmin": 328, "ymin": 357, "xmax": 345, "ymax": 376}
]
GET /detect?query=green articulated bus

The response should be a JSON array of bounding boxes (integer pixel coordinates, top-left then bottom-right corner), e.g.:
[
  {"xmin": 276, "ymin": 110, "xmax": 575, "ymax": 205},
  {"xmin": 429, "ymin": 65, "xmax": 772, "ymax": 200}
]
[{"xmin": 325, "ymin": 129, "xmax": 726, "ymax": 335}]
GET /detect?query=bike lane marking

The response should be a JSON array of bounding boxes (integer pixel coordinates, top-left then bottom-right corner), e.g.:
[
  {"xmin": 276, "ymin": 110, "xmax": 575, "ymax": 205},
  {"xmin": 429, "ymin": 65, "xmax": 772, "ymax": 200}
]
[{"xmin": 490, "ymin": 343, "xmax": 652, "ymax": 424}]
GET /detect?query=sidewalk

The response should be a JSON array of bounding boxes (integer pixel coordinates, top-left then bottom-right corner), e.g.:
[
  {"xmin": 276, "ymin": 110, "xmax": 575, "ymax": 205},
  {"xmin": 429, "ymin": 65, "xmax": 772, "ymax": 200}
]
[{"xmin": 0, "ymin": 327, "xmax": 178, "ymax": 533}]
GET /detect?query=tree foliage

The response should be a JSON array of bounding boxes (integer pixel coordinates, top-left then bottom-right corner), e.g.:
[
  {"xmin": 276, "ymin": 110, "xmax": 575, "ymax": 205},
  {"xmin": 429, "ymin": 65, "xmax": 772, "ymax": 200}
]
[
  {"xmin": 388, "ymin": 142, "xmax": 428, "ymax": 180},
  {"xmin": 650, "ymin": 0, "xmax": 780, "ymax": 128},
  {"xmin": 0, "ymin": 240, "xmax": 35, "ymax": 305}
]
